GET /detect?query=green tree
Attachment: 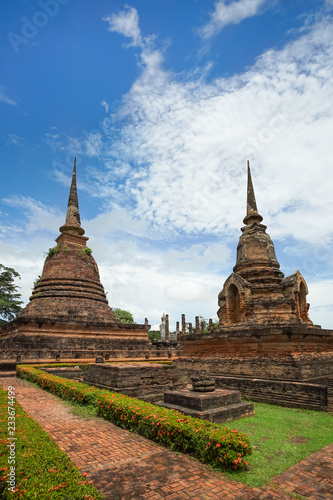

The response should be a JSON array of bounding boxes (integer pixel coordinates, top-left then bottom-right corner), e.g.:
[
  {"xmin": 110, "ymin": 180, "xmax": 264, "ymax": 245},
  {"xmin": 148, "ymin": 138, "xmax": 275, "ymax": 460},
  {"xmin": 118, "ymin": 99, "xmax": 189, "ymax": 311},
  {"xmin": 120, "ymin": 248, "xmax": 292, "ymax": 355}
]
[
  {"xmin": 0, "ymin": 265, "xmax": 23, "ymax": 325},
  {"xmin": 113, "ymin": 308, "xmax": 135, "ymax": 324},
  {"xmin": 148, "ymin": 330, "xmax": 161, "ymax": 341}
]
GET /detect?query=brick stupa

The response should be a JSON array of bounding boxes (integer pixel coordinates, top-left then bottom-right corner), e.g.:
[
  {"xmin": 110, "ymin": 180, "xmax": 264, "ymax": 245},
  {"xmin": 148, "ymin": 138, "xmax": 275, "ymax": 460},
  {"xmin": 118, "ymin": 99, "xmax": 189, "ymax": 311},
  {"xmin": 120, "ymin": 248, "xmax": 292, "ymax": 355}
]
[
  {"xmin": 179, "ymin": 162, "xmax": 333, "ymax": 385},
  {"xmin": 0, "ymin": 160, "xmax": 151, "ymax": 362},
  {"xmin": 217, "ymin": 161, "xmax": 312, "ymax": 326}
]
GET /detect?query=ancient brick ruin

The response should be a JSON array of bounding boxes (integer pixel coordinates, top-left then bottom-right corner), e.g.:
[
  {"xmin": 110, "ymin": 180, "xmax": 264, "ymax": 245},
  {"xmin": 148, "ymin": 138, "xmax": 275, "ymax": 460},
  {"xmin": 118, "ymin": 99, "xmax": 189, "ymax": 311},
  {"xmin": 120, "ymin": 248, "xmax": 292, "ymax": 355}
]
[
  {"xmin": 0, "ymin": 160, "xmax": 167, "ymax": 364},
  {"xmin": 178, "ymin": 162, "xmax": 333, "ymax": 411},
  {"xmin": 217, "ymin": 162, "xmax": 312, "ymax": 327},
  {"xmin": 1, "ymin": 159, "xmax": 332, "ymax": 414}
]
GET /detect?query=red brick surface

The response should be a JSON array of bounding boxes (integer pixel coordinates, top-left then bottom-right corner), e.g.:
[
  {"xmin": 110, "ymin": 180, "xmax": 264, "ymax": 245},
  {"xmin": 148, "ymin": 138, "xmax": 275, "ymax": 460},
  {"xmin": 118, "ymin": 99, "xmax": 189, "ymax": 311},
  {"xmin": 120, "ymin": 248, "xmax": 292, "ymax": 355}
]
[{"xmin": 1, "ymin": 377, "xmax": 332, "ymax": 500}]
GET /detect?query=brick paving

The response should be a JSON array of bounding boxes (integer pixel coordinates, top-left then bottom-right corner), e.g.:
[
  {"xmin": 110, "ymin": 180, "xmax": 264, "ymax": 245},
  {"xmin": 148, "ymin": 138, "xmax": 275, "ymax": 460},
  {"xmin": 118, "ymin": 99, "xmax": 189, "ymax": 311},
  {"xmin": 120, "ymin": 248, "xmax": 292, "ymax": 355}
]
[{"xmin": 1, "ymin": 377, "xmax": 332, "ymax": 500}]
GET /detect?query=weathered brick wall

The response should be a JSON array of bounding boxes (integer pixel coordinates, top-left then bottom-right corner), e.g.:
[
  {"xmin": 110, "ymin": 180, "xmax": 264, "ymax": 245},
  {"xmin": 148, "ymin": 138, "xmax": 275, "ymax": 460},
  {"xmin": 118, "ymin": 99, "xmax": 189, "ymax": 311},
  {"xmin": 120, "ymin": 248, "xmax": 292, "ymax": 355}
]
[
  {"xmin": 214, "ymin": 376, "xmax": 328, "ymax": 411},
  {"xmin": 180, "ymin": 327, "xmax": 333, "ymax": 359},
  {"xmin": 176, "ymin": 353, "xmax": 333, "ymax": 381}
]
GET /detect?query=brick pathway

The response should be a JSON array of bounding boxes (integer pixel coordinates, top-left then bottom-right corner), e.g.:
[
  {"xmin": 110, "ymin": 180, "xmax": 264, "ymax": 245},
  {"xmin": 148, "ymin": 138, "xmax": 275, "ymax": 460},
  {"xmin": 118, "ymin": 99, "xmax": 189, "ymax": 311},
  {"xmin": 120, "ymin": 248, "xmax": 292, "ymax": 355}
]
[{"xmin": 1, "ymin": 377, "xmax": 332, "ymax": 500}]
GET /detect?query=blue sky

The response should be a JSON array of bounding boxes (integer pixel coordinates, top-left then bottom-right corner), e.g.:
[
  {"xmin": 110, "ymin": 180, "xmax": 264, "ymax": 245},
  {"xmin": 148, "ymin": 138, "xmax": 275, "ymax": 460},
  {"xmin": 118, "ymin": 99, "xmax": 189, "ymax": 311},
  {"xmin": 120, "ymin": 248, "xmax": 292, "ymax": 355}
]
[{"xmin": 1, "ymin": 0, "xmax": 333, "ymax": 329}]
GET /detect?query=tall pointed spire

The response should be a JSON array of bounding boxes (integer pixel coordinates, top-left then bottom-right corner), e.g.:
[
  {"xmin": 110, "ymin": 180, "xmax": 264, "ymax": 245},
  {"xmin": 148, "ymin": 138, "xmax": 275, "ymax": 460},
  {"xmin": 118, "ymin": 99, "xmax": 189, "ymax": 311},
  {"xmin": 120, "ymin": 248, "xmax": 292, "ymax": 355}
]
[
  {"xmin": 243, "ymin": 160, "xmax": 263, "ymax": 225},
  {"xmin": 59, "ymin": 157, "xmax": 85, "ymax": 235}
]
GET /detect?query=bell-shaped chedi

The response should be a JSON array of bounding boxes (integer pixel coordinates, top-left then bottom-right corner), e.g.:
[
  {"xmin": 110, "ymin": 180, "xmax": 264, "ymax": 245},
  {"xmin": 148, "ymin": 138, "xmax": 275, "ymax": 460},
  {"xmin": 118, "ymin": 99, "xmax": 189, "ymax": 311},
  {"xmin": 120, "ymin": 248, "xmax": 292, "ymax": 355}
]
[
  {"xmin": 0, "ymin": 160, "xmax": 150, "ymax": 356},
  {"xmin": 217, "ymin": 161, "xmax": 312, "ymax": 326},
  {"xmin": 20, "ymin": 158, "xmax": 118, "ymax": 325}
]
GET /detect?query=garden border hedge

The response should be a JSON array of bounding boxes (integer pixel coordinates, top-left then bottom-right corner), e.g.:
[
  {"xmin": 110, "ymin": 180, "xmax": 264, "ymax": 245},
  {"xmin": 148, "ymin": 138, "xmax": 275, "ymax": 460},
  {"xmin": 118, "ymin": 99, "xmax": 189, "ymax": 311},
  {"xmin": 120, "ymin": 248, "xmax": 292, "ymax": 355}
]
[
  {"xmin": 17, "ymin": 364, "xmax": 252, "ymax": 471},
  {"xmin": 0, "ymin": 385, "xmax": 104, "ymax": 499}
]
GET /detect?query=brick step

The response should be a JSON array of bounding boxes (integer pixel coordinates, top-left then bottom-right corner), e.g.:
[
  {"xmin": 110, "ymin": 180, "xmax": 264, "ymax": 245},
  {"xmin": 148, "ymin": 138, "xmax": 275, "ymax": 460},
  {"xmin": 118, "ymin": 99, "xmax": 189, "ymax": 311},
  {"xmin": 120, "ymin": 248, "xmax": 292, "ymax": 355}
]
[{"xmin": 157, "ymin": 400, "xmax": 254, "ymax": 423}]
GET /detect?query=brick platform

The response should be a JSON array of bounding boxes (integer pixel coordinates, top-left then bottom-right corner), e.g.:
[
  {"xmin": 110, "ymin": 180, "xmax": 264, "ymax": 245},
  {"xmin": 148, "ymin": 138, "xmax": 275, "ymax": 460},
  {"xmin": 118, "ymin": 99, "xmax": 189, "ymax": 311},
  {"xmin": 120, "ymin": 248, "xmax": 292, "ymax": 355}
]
[
  {"xmin": 160, "ymin": 388, "xmax": 254, "ymax": 423},
  {"xmin": 1, "ymin": 377, "xmax": 332, "ymax": 500}
]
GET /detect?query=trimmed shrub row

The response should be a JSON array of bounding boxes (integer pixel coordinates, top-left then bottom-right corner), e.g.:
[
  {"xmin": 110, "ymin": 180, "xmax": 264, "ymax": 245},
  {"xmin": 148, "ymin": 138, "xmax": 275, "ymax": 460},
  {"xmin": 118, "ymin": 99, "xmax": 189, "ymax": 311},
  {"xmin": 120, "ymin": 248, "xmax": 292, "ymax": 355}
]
[
  {"xmin": 0, "ymin": 386, "xmax": 104, "ymax": 499},
  {"xmin": 17, "ymin": 365, "xmax": 252, "ymax": 471}
]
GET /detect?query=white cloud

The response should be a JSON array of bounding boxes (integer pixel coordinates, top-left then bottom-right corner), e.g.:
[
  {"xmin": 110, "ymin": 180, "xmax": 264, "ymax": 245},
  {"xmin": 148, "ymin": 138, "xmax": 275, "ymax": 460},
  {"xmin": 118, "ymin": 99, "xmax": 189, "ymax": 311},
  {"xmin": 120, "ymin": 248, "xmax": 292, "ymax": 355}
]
[
  {"xmin": 103, "ymin": 6, "xmax": 164, "ymax": 79},
  {"xmin": 84, "ymin": 207, "xmax": 147, "ymax": 238},
  {"xmin": 2, "ymin": 196, "xmax": 63, "ymax": 235},
  {"xmin": 199, "ymin": 0, "xmax": 267, "ymax": 39},
  {"xmin": 92, "ymin": 236, "xmax": 225, "ymax": 328},
  {"xmin": 307, "ymin": 279, "xmax": 333, "ymax": 329},
  {"xmin": 101, "ymin": 100, "xmax": 109, "ymax": 113},
  {"xmin": 85, "ymin": 133, "xmax": 103, "ymax": 157},
  {"xmin": 104, "ymin": 6, "xmax": 142, "ymax": 47},
  {"xmin": 102, "ymin": 16, "xmax": 333, "ymax": 248},
  {"xmin": 0, "ymin": 86, "xmax": 17, "ymax": 106}
]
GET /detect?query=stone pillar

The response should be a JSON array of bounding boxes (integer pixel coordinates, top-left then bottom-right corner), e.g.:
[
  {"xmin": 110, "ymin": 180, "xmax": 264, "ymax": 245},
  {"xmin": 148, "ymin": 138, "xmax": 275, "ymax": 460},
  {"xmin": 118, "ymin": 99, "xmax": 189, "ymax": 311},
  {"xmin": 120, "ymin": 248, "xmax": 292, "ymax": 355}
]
[
  {"xmin": 165, "ymin": 314, "xmax": 169, "ymax": 342},
  {"xmin": 201, "ymin": 321, "xmax": 205, "ymax": 334},
  {"xmin": 209, "ymin": 318, "xmax": 213, "ymax": 332},
  {"xmin": 195, "ymin": 316, "xmax": 199, "ymax": 334},
  {"xmin": 176, "ymin": 321, "xmax": 180, "ymax": 336},
  {"xmin": 182, "ymin": 314, "xmax": 186, "ymax": 335},
  {"xmin": 145, "ymin": 318, "xmax": 149, "ymax": 326},
  {"xmin": 189, "ymin": 322, "xmax": 192, "ymax": 334}
]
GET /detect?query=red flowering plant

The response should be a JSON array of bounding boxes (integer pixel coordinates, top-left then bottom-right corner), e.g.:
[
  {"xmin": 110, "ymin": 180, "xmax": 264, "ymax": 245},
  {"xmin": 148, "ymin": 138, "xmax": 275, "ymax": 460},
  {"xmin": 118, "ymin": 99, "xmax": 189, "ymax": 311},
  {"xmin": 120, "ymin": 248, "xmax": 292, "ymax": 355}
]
[
  {"xmin": 96, "ymin": 393, "xmax": 252, "ymax": 470},
  {"xmin": 16, "ymin": 365, "xmax": 101, "ymax": 407},
  {"xmin": 17, "ymin": 365, "xmax": 252, "ymax": 471}
]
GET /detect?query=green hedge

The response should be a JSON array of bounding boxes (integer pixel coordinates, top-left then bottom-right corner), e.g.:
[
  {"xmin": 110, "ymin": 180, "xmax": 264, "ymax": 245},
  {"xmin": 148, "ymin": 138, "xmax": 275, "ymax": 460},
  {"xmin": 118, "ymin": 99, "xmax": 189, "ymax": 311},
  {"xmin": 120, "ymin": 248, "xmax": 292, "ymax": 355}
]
[
  {"xmin": 17, "ymin": 365, "xmax": 252, "ymax": 471},
  {"xmin": 0, "ymin": 386, "xmax": 104, "ymax": 499}
]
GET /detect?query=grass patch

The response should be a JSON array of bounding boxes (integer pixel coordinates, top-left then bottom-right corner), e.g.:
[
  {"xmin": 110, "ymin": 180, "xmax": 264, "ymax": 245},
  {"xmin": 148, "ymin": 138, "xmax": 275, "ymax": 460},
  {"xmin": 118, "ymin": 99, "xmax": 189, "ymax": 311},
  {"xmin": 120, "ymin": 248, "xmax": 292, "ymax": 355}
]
[
  {"xmin": 63, "ymin": 400, "xmax": 99, "ymax": 419},
  {"xmin": 224, "ymin": 401, "xmax": 333, "ymax": 487}
]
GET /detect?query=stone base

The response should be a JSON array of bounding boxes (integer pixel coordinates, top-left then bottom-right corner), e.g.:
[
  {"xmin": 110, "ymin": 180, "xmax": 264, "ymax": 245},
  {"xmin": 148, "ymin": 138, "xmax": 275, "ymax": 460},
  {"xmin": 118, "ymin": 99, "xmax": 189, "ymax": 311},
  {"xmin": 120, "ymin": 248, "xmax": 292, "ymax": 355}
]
[
  {"xmin": 83, "ymin": 362, "xmax": 183, "ymax": 400},
  {"xmin": 158, "ymin": 388, "xmax": 254, "ymax": 423},
  {"xmin": 0, "ymin": 326, "xmax": 179, "ymax": 365}
]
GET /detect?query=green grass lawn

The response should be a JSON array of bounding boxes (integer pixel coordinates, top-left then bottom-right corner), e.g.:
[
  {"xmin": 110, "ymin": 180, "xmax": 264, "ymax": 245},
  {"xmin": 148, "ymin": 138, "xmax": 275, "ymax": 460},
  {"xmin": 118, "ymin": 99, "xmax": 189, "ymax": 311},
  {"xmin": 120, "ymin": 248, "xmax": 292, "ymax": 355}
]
[{"xmin": 224, "ymin": 401, "xmax": 333, "ymax": 487}]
